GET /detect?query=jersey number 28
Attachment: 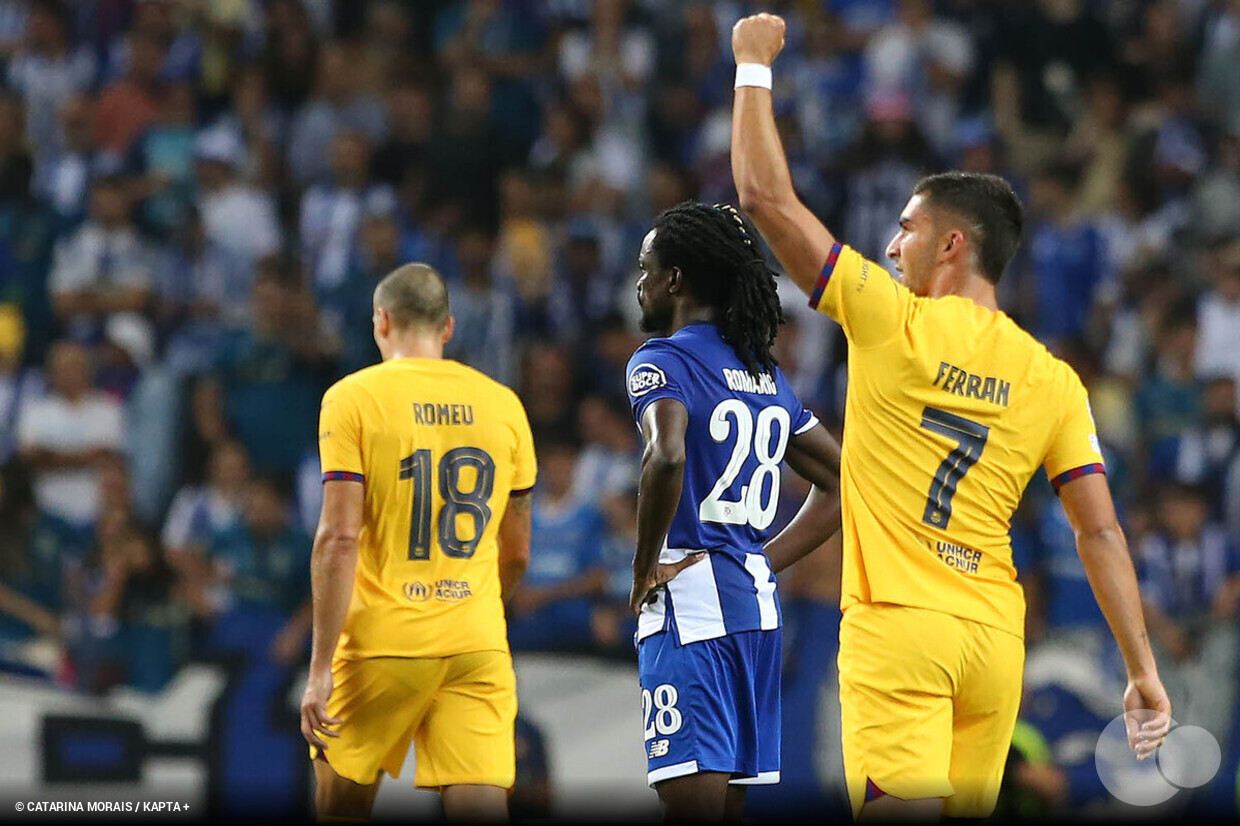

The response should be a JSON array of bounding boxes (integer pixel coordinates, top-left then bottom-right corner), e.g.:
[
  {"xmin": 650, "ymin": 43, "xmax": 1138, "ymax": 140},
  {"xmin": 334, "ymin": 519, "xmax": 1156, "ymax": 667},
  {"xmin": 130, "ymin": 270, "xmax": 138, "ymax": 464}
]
[
  {"xmin": 399, "ymin": 447, "xmax": 495, "ymax": 560},
  {"xmin": 699, "ymin": 400, "xmax": 790, "ymax": 531}
]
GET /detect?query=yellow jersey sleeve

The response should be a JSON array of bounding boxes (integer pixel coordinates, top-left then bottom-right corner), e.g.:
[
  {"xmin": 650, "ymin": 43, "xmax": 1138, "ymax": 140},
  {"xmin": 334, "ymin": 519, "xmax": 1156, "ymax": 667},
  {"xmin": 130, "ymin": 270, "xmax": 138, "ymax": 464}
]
[
  {"xmin": 319, "ymin": 380, "xmax": 364, "ymax": 482},
  {"xmin": 1043, "ymin": 367, "xmax": 1107, "ymax": 493},
  {"xmin": 508, "ymin": 390, "xmax": 537, "ymax": 493},
  {"xmin": 808, "ymin": 243, "xmax": 910, "ymax": 348}
]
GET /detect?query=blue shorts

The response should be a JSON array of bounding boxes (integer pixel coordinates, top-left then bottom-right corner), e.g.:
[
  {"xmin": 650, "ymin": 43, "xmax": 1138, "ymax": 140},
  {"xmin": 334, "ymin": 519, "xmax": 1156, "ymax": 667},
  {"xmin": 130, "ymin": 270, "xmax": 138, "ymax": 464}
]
[{"xmin": 637, "ymin": 628, "xmax": 782, "ymax": 787}]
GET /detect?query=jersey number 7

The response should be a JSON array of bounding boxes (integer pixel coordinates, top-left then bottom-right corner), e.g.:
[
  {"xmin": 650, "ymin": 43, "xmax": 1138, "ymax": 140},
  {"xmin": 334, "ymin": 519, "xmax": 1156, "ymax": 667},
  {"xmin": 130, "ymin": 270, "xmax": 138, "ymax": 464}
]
[
  {"xmin": 399, "ymin": 448, "xmax": 495, "ymax": 560},
  {"xmin": 919, "ymin": 406, "xmax": 989, "ymax": 530}
]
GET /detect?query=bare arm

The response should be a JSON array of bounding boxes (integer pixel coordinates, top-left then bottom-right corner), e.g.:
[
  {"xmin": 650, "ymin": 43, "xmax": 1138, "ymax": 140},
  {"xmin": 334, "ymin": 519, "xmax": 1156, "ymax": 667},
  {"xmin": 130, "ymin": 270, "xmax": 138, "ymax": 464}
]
[
  {"xmin": 764, "ymin": 423, "xmax": 842, "ymax": 574},
  {"xmin": 1058, "ymin": 472, "xmax": 1171, "ymax": 757},
  {"xmin": 300, "ymin": 478, "xmax": 363, "ymax": 751},
  {"xmin": 730, "ymin": 14, "xmax": 839, "ymax": 296},
  {"xmin": 308, "ymin": 479, "xmax": 363, "ymax": 673},
  {"xmin": 630, "ymin": 399, "xmax": 689, "ymax": 613},
  {"xmin": 498, "ymin": 490, "xmax": 533, "ymax": 602}
]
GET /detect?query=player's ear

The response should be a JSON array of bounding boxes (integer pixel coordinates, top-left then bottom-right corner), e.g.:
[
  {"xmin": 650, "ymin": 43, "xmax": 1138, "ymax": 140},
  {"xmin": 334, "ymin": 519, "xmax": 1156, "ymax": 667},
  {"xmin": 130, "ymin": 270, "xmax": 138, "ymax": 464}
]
[
  {"xmin": 668, "ymin": 266, "xmax": 683, "ymax": 294},
  {"xmin": 942, "ymin": 229, "xmax": 965, "ymax": 263},
  {"xmin": 441, "ymin": 315, "xmax": 455, "ymax": 346}
]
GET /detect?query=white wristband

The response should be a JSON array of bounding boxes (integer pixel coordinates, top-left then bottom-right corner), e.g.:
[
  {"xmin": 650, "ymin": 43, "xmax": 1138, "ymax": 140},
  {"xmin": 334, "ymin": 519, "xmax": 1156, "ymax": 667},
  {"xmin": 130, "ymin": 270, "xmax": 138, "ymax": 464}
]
[{"xmin": 734, "ymin": 63, "xmax": 772, "ymax": 90}]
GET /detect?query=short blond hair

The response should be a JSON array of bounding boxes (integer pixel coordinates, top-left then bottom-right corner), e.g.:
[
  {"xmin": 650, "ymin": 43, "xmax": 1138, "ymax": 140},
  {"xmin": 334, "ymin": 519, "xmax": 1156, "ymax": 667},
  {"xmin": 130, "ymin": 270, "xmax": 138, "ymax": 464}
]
[{"xmin": 374, "ymin": 263, "xmax": 450, "ymax": 331}]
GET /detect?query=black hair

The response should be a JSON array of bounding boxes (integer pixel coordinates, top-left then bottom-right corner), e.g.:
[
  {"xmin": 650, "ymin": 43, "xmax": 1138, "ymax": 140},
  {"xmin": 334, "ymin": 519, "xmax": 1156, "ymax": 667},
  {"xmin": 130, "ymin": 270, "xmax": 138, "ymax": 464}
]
[
  {"xmin": 651, "ymin": 202, "xmax": 784, "ymax": 376},
  {"xmin": 912, "ymin": 172, "xmax": 1024, "ymax": 286}
]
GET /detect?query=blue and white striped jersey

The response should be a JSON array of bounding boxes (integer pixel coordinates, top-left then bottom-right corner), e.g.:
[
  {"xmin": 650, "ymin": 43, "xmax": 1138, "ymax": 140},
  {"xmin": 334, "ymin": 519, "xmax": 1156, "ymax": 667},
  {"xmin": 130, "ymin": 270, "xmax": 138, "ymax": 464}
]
[{"xmin": 626, "ymin": 323, "xmax": 818, "ymax": 644}]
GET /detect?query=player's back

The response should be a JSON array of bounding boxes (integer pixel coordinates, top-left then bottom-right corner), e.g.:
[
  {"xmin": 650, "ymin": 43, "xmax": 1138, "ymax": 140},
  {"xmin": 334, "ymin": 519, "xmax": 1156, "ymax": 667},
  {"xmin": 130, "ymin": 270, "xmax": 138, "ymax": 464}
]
[
  {"xmin": 626, "ymin": 323, "xmax": 819, "ymax": 644},
  {"xmin": 318, "ymin": 357, "xmax": 536, "ymax": 660},
  {"xmin": 811, "ymin": 245, "xmax": 1105, "ymax": 636}
]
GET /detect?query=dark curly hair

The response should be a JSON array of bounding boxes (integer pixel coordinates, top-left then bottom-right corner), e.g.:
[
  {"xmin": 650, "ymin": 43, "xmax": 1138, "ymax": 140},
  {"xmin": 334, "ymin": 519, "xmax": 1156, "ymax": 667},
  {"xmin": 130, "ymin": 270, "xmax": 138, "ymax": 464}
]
[{"xmin": 650, "ymin": 202, "xmax": 784, "ymax": 377}]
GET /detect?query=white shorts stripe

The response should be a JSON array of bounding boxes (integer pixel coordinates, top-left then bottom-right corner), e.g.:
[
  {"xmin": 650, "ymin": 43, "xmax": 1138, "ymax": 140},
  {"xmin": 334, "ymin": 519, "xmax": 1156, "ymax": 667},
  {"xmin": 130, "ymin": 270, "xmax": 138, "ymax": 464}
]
[
  {"xmin": 729, "ymin": 770, "xmax": 781, "ymax": 785},
  {"xmin": 648, "ymin": 760, "xmax": 700, "ymax": 786},
  {"xmin": 744, "ymin": 553, "xmax": 779, "ymax": 630}
]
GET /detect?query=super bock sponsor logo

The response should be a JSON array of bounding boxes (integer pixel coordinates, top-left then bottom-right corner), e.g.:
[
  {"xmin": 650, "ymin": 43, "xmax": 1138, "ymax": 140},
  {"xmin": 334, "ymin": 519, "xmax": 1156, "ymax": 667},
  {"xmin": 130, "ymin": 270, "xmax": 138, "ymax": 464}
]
[{"xmin": 628, "ymin": 363, "xmax": 667, "ymax": 397}]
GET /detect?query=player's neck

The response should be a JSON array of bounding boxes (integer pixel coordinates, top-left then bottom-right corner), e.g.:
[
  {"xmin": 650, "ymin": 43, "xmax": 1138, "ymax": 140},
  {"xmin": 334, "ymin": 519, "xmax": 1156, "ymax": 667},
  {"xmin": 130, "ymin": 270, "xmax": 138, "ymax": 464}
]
[
  {"xmin": 928, "ymin": 269, "xmax": 999, "ymax": 312},
  {"xmin": 668, "ymin": 305, "xmax": 717, "ymax": 336},
  {"xmin": 383, "ymin": 335, "xmax": 445, "ymax": 361}
]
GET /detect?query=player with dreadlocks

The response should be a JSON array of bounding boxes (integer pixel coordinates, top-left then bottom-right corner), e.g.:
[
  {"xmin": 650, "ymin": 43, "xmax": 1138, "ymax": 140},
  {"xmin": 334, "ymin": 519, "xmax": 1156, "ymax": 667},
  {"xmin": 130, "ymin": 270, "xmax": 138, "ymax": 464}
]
[{"xmin": 624, "ymin": 201, "xmax": 843, "ymax": 822}]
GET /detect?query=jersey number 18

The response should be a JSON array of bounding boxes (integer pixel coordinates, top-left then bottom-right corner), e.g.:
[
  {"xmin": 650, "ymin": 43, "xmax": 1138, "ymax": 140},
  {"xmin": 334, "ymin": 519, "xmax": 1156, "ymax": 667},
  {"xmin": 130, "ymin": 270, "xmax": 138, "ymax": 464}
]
[{"xmin": 399, "ymin": 448, "xmax": 495, "ymax": 560}]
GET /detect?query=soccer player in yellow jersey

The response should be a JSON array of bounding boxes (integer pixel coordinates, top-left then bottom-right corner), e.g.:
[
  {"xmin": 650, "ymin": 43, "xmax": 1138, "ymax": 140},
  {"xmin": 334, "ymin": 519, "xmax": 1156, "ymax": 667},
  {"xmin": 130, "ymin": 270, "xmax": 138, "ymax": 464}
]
[
  {"xmin": 297, "ymin": 263, "xmax": 536, "ymax": 822},
  {"xmin": 729, "ymin": 13, "xmax": 1173, "ymax": 822}
]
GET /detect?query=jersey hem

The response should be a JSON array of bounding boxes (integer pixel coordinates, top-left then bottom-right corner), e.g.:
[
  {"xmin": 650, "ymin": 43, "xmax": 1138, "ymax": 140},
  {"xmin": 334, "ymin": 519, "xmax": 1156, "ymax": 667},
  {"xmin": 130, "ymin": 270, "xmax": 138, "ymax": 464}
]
[{"xmin": 841, "ymin": 599, "xmax": 1024, "ymax": 640}]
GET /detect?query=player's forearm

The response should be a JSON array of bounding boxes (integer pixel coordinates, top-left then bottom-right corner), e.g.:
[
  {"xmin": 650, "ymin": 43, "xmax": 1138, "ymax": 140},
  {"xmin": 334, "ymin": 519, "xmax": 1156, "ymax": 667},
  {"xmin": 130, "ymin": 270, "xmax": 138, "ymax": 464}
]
[
  {"xmin": 730, "ymin": 86, "xmax": 839, "ymax": 296},
  {"xmin": 498, "ymin": 494, "xmax": 532, "ymax": 602},
  {"xmin": 633, "ymin": 454, "xmax": 685, "ymax": 583},
  {"xmin": 764, "ymin": 485, "xmax": 841, "ymax": 574},
  {"xmin": 308, "ymin": 532, "xmax": 358, "ymax": 672},
  {"xmin": 1076, "ymin": 525, "xmax": 1159, "ymax": 678},
  {"xmin": 732, "ymin": 87, "xmax": 798, "ymax": 213}
]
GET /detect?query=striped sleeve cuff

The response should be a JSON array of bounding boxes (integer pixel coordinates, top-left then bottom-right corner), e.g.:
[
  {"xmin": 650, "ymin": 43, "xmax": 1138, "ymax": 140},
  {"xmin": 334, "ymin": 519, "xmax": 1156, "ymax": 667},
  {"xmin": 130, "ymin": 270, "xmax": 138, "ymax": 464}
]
[
  {"xmin": 808, "ymin": 243, "xmax": 843, "ymax": 310},
  {"xmin": 510, "ymin": 485, "xmax": 534, "ymax": 497},
  {"xmin": 322, "ymin": 470, "xmax": 365, "ymax": 484},
  {"xmin": 1050, "ymin": 463, "xmax": 1106, "ymax": 493}
]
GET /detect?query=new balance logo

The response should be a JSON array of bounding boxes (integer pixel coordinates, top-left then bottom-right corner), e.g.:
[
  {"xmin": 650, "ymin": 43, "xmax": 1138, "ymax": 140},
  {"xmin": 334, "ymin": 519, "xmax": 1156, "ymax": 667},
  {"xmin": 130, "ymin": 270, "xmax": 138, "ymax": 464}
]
[{"xmin": 647, "ymin": 739, "xmax": 670, "ymax": 759}]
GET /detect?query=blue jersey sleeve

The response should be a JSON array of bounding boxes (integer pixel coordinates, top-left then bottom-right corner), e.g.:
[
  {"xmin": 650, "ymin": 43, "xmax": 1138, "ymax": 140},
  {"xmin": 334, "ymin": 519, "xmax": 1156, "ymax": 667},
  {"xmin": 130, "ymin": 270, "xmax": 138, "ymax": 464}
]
[{"xmin": 626, "ymin": 343, "xmax": 691, "ymax": 425}]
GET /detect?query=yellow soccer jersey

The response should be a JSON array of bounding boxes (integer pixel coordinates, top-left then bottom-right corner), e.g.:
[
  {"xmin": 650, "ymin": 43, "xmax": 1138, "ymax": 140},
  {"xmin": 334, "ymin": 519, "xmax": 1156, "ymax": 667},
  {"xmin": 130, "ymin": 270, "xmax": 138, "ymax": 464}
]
[
  {"xmin": 318, "ymin": 358, "xmax": 536, "ymax": 660},
  {"xmin": 809, "ymin": 244, "xmax": 1105, "ymax": 637}
]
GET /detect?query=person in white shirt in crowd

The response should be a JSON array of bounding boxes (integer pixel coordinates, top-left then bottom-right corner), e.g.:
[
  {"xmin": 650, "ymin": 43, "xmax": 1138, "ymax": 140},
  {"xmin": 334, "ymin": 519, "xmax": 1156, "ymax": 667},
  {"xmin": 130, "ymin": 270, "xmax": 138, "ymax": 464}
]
[
  {"xmin": 163, "ymin": 439, "xmax": 250, "ymax": 618},
  {"xmin": 47, "ymin": 174, "xmax": 154, "ymax": 345},
  {"xmin": 192, "ymin": 125, "xmax": 282, "ymax": 274},
  {"xmin": 5, "ymin": 0, "xmax": 94, "ymax": 155},
  {"xmin": 298, "ymin": 130, "xmax": 396, "ymax": 294},
  {"xmin": 16, "ymin": 339, "xmax": 124, "ymax": 527},
  {"xmin": 31, "ymin": 93, "xmax": 98, "ymax": 224},
  {"xmin": 1194, "ymin": 241, "xmax": 1240, "ymax": 411}
]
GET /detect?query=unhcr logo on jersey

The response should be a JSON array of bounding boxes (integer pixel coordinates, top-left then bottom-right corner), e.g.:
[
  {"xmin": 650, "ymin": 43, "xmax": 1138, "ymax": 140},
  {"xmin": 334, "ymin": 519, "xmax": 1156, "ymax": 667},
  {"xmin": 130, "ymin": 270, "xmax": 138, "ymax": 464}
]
[
  {"xmin": 433, "ymin": 579, "xmax": 473, "ymax": 602},
  {"xmin": 404, "ymin": 582, "xmax": 430, "ymax": 602}
]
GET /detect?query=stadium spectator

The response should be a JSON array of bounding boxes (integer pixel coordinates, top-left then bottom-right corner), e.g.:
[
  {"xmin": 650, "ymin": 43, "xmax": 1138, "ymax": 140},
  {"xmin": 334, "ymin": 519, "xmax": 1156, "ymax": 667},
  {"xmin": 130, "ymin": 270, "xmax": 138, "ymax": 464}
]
[
  {"xmin": 64, "ymin": 457, "xmax": 175, "ymax": 694},
  {"xmin": 0, "ymin": 303, "xmax": 35, "ymax": 462},
  {"xmin": 200, "ymin": 476, "xmax": 312, "ymax": 666},
  {"xmin": 593, "ymin": 488, "xmax": 639, "ymax": 654},
  {"xmin": 316, "ymin": 208, "xmax": 400, "ymax": 376},
  {"xmin": 1194, "ymin": 241, "xmax": 1240, "ymax": 390},
  {"xmin": 1139, "ymin": 483, "xmax": 1240, "ymax": 750},
  {"xmin": 571, "ymin": 393, "xmax": 638, "ymax": 504},
  {"xmin": 192, "ymin": 126, "xmax": 282, "ymax": 273},
  {"xmin": 286, "ymin": 41, "xmax": 388, "ymax": 188},
  {"xmin": 157, "ymin": 207, "xmax": 253, "ymax": 378},
  {"xmin": 127, "ymin": 81, "xmax": 198, "ymax": 239},
  {"xmin": 443, "ymin": 225, "xmax": 517, "ymax": 385},
  {"xmin": 1026, "ymin": 162, "xmax": 1109, "ymax": 344},
  {"xmin": 47, "ymin": 174, "xmax": 154, "ymax": 345},
  {"xmin": 299, "ymin": 130, "xmax": 396, "ymax": 294},
  {"xmin": 31, "ymin": 93, "xmax": 96, "ymax": 226},
  {"xmin": 92, "ymin": 29, "xmax": 166, "ymax": 158},
  {"xmin": 16, "ymin": 339, "xmax": 123, "ymax": 526},
  {"xmin": 5, "ymin": 0, "xmax": 94, "ymax": 154},
  {"xmin": 163, "ymin": 440, "xmax": 250, "ymax": 612},
  {"xmin": 507, "ymin": 439, "xmax": 607, "ymax": 652},
  {"xmin": 213, "ymin": 267, "xmax": 330, "ymax": 476},
  {"xmin": 1136, "ymin": 303, "xmax": 1203, "ymax": 447},
  {"xmin": 0, "ymin": 458, "xmax": 77, "ymax": 647}
]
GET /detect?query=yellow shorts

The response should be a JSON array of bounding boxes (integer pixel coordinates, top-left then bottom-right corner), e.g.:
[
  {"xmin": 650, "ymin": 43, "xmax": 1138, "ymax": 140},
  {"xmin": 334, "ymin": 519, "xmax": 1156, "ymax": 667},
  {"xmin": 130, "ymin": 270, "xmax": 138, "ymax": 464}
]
[
  {"xmin": 838, "ymin": 603, "xmax": 1024, "ymax": 819},
  {"xmin": 310, "ymin": 650, "xmax": 517, "ymax": 789}
]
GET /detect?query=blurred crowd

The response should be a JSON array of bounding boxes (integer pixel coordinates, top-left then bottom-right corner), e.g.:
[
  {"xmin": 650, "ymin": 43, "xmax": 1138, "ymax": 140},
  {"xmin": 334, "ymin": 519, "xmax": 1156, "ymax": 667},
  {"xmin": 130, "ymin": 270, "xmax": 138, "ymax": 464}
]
[{"xmin": 0, "ymin": 0, "xmax": 1238, "ymax": 816}]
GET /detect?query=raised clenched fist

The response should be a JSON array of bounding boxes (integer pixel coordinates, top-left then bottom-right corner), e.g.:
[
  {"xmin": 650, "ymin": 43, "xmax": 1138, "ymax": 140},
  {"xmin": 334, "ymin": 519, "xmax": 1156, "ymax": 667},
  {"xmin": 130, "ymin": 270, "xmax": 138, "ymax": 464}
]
[{"xmin": 731, "ymin": 13, "xmax": 786, "ymax": 67}]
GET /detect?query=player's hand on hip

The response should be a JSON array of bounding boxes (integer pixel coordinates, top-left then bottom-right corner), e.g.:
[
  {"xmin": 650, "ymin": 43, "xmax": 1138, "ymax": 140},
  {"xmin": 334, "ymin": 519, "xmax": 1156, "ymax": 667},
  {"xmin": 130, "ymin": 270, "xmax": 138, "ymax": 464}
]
[
  {"xmin": 1123, "ymin": 672, "xmax": 1172, "ymax": 761},
  {"xmin": 732, "ymin": 13, "xmax": 786, "ymax": 66},
  {"xmin": 300, "ymin": 666, "xmax": 342, "ymax": 751},
  {"xmin": 630, "ymin": 553, "xmax": 706, "ymax": 616}
]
